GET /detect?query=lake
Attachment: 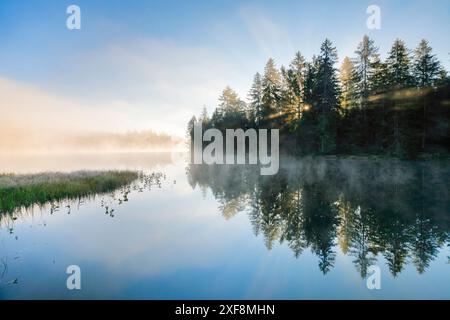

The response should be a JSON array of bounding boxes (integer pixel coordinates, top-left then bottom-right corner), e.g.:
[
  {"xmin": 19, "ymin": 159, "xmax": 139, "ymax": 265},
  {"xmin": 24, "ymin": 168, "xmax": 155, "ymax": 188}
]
[{"xmin": 0, "ymin": 152, "xmax": 449, "ymax": 299}]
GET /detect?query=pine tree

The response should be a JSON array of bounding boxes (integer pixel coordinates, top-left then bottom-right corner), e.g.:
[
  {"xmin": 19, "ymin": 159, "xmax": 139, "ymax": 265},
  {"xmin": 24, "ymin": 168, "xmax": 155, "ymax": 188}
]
[
  {"xmin": 290, "ymin": 51, "xmax": 307, "ymax": 97},
  {"xmin": 386, "ymin": 39, "xmax": 413, "ymax": 89},
  {"xmin": 261, "ymin": 58, "xmax": 282, "ymax": 123},
  {"xmin": 339, "ymin": 57, "xmax": 356, "ymax": 109},
  {"xmin": 297, "ymin": 59, "xmax": 319, "ymax": 152},
  {"xmin": 286, "ymin": 52, "xmax": 307, "ymax": 122},
  {"xmin": 413, "ymin": 39, "xmax": 440, "ymax": 87},
  {"xmin": 437, "ymin": 68, "xmax": 449, "ymax": 86},
  {"xmin": 314, "ymin": 39, "xmax": 341, "ymax": 153},
  {"xmin": 303, "ymin": 57, "xmax": 318, "ymax": 108},
  {"xmin": 413, "ymin": 40, "xmax": 441, "ymax": 150},
  {"xmin": 214, "ymin": 87, "xmax": 246, "ymax": 129},
  {"xmin": 219, "ymin": 86, "xmax": 244, "ymax": 114},
  {"xmin": 385, "ymin": 39, "xmax": 412, "ymax": 156},
  {"xmin": 280, "ymin": 66, "xmax": 296, "ymax": 120},
  {"xmin": 369, "ymin": 54, "xmax": 390, "ymax": 152},
  {"xmin": 199, "ymin": 106, "xmax": 209, "ymax": 124},
  {"xmin": 248, "ymin": 72, "xmax": 263, "ymax": 126},
  {"xmin": 369, "ymin": 54, "xmax": 389, "ymax": 94},
  {"xmin": 187, "ymin": 115, "xmax": 197, "ymax": 148},
  {"xmin": 280, "ymin": 64, "xmax": 302, "ymax": 127},
  {"xmin": 353, "ymin": 35, "xmax": 378, "ymax": 110}
]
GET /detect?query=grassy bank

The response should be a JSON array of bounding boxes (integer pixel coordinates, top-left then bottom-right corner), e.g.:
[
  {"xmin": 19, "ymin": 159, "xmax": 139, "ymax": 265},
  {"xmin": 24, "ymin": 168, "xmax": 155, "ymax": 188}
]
[{"xmin": 0, "ymin": 171, "xmax": 139, "ymax": 213}]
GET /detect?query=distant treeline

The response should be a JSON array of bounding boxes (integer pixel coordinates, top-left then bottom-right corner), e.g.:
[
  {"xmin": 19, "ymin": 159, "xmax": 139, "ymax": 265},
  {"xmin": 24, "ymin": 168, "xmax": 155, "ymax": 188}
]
[
  {"xmin": 0, "ymin": 129, "xmax": 182, "ymax": 152},
  {"xmin": 66, "ymin": 130, "xmax": 182, "ymax": 151},
  {"xmin": 188, "ymin": 36, "xmax": 450, "ymax": 158}
]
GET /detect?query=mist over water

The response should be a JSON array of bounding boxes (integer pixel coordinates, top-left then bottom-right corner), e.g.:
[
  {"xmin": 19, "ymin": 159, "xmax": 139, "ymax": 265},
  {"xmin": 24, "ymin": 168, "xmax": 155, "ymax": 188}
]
[{"xmin": 0, "ymin": 153, "xmax": 448, "ymax": 299}]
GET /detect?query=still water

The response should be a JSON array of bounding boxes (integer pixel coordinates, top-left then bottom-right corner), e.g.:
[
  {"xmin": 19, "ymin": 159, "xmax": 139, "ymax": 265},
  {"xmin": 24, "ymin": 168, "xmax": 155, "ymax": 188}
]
[{"xmin": 0, "ymin": 152, "xmax": 449, "ymax": 299}]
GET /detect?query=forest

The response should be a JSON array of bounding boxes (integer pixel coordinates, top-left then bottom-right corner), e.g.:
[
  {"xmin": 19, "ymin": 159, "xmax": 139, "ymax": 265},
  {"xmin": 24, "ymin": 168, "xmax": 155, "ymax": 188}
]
[{"xmin": 188, "ymin": 36, "xmax": 450, "ymax": 158}]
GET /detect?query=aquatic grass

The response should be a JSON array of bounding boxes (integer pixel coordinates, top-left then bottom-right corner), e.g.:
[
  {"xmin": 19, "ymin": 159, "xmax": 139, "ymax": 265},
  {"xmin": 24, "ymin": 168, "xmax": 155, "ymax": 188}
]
[{"xmin": 0, "ymin": 171, "xmax": 139, "ymax": 214}]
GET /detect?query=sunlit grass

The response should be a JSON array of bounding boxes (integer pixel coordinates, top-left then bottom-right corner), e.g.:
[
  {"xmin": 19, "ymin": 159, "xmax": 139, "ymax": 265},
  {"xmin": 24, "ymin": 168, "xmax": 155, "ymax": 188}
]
[{"xmin": 0, "ymin": 171, "xmax": 138, "ymax": 213}]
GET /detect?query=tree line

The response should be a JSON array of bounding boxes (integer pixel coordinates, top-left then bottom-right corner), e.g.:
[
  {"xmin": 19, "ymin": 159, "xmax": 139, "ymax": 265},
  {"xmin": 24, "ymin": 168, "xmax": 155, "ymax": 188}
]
[{"xmin": 188, "ymin": 36, "xmax": 450, "ymax": 158}]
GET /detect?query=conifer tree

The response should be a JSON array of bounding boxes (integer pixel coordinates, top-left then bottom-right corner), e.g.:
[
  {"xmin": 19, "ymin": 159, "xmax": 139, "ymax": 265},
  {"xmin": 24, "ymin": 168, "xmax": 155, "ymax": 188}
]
[
  {"xmin": 248, "ymin": 72, "xmax": 263, "ymax": 126},
  {"xmin": 199, "ymin": 107, "xmax": 209, "ymax": 124},
  {"xmin": 385, "ymin": 39, "xmax": 412, "ymax": 156},
  {"xmin": 219, "ymin": 86, "xmax": 244, "ymax": 114},
  {"xmin": 369, "ymin": 54, "xmax": 389, "ymax": 94},
  {"xmin": 214, "ymin": 87, "xmax": 246, "ymax": 129},
  {"xmin": 386, "ymin": 39, "xmax": 413, "ymax": 89},
  {"xmin": 353, "ymin": 35, "xmax": 378, "ymax": 110},
  {"xmin": 285, "ymin": 52, "xmax": 307, "ymax": 122},
  {"xmin": 280, "ymin": 65, "xmax": 301, "ymax": 126},
  {"xmin": 339, "ymin": 57, "xmax": 356, "ymax": 109},
  {"xmin": 369, "ymin": 54, "xmax": 390, "ymax": 152},
  {"xmin": 261, "ymin": 58, "xmax": 282, "ymax": 123},
  {"xmin": 413, "ymin": 40, "xmax": 441, "ymax": 150},
  {"xmin": 314, "ymin": 39, "xmax": 341, "ymax": 153},
  {"xmin": 413, "ymin": 39, "xmax": 440, "ymax": 87}
]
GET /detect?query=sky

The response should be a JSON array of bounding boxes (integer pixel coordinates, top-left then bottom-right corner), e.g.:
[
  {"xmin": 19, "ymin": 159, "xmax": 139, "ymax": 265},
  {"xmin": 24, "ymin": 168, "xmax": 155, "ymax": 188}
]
[{"xmin": 0, "ymin": 0, "xmax": 449, "ymax": 137}]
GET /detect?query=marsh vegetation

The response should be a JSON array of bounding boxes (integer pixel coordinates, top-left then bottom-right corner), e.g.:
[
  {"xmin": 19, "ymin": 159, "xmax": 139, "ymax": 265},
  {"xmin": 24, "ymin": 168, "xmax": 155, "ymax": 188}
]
[{"xmin": 0, "ymin": 170, "xmax": 139, "ymax": 214}]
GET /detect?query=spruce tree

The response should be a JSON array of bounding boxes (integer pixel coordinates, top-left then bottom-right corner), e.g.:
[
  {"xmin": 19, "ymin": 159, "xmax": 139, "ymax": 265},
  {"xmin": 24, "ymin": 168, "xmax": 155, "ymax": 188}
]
[
  {"xmin": 339, "ymin": 57, "xmax": 356, "ymax": 109},
  {"xmin": 369, "ymin": 54, "xmax": 389, "ymax": 94},
  {"xmin": 280, "ymin": 65, "xmax": 299, "ymax": 124},
  {"xmin": 261, "ymin": 58, "xmax": 282, "ymax": 124},
  {"xmin": 199, "ymin": 107, "xmax": 209, "ymax": 124},
  {"xmin": 298, "ymin": 59, "xmax": 319, "ymax": 152},
  {"xmin": 385, "ymin": 39, "xmax": 412, "ymax": 156},
  {"xmin": 219, "ymin": 86, "xmax": 245, "ymax": 114},
  {"xmin": 413, "ymin": 39, "xmax": 440, "ymax": 87},
  {"xmin": 290, "ymin": 52, "xmax": 307, "ymax": 96},
  {"xmin": 217, "ymin": 87, "xmax": 246, "ymax": 129},
  {"xmin": 369, "ymin": 54, "xmax": 390, "ymax": 152},
  {"xmin": 314, "ymin": 39, "xmax": 341, "ymax": 153},
  {"xmin": 288, "ymin": 52, "xmax": 307, "ymax": 121},
  {"xmin": 386, "ymin": 39, "xmax": 413, "ymax": 89},
  {"xmin": 413, "ymin": 40, "xmax": 441, "ymax": 150},
  {"xmin": 248, "ymin": 72, "xmax": 263, "ymax": 126},
  {"xmin": 303, "ymin": 57, "xmax": 318, "ymax": 109},
  {"xmin": 353, "ymin": 35, "xmax": 378, "ymax": 110}
]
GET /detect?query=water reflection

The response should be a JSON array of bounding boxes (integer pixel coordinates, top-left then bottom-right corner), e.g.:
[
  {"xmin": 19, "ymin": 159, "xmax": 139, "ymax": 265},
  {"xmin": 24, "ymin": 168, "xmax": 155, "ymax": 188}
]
[
  {"xmin": 187, "ymin": 157, "xmax": 450, "ymax": 277},
  {"xmin": 0, "ymin": 153, "xmax": 448, "ymax": 298}
]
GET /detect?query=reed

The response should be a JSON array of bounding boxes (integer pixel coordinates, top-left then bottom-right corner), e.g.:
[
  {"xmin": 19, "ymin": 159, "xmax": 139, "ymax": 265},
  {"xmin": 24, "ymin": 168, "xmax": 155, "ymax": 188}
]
[{"xmin": 0, "ymin": 171, "xmax": 139, "ymax": 213}]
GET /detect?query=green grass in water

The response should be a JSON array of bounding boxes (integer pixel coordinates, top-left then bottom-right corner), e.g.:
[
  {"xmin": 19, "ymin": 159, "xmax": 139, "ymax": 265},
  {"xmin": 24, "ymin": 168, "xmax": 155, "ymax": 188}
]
[{"xmin": 0, "ymin": 171, "xmax": 138, "ymax": 213}]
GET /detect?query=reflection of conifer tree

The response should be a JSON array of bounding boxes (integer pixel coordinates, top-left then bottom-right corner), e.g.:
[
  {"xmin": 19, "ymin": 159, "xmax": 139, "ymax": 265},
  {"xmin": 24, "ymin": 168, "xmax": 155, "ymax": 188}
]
[
  {"xmin": 383, "ymin": 233, "xmax": 409, "ymax": 276},
  {"xmin": 218, "ymin": 196, "xmax": 245, "ymax": 220},
  {"xmin": 411, "ymin": 213, "xmax": 440, "ymax": 273},
  {"xmin": 409, "ymin": 165, "xmax": 442, "ymax": 273},
  {"xmin": 447, "ymin": 243, "xmax": 450, "ymax": 265},
  {"xmin": 336, "ymin": 197, "xmax": 355, "ymax": 254},
  {"xmin": 258, "ymin": 172, "xmax": 289, "ymax": 250},
  {"xmin": 248, "ymin": 188, "xmax": 262, "ymax": 237},
  {"xmin": 184, "ymin": 158, "xmax": 450, "ymax": 276},
  {"xmin": 348, "ymin": 206, "xmax": 378, "ymax": 278},
  {"xmin": 301, "ymin": 183, "xmax": 338, "ymax": 274},
  {"xmin": 280, "ymin": 186, "xmax": 307, "ymax": 258},
  {"xmin": 317, "ymin": 244, "xmax": 336, "ymax": 274},
  {"xmin": 380, "ymin": 212, "xmax": 412, "ymax": 277},
  {"xmin": 371, "ymin": 176, "xmax": 413, "ymax": 276}
]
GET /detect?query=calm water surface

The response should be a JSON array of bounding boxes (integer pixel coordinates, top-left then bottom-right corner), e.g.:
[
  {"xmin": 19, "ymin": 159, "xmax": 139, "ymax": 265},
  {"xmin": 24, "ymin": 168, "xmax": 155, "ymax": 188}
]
[{"xmin": 0, "ymin": 152, "xmax": 449, "ymax": 299}]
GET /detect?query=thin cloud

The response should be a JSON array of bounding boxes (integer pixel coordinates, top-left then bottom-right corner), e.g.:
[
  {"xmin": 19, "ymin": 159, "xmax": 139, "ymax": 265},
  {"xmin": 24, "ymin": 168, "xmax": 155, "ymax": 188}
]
[{"xmin": 239, "ymin": 6, "xmax": 294, "ymax": 61}]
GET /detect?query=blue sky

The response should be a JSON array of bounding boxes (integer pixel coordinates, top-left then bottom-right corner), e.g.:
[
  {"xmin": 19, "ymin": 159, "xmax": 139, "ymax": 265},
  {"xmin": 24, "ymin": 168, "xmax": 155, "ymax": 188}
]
[{"xmin": 0, "ymin": 0, "xmax": 449, "ymax": 136}]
